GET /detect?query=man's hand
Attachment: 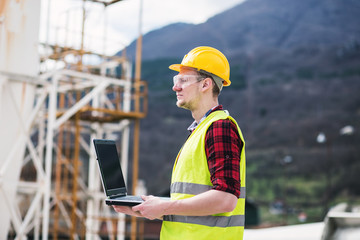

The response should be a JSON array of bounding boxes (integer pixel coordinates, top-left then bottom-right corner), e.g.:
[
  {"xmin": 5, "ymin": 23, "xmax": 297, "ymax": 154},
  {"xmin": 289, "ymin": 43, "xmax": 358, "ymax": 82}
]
[
  {"xmin": 132, "ymin": 195, "xmax": 169, "ymax": 220},
  {"xmin": 112, "ymin": 205, "xmax": 143, "ymax": 217}
]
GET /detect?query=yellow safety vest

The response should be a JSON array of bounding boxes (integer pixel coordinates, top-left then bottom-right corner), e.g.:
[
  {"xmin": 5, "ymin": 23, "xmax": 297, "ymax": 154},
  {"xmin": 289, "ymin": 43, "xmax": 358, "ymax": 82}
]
[{"xmin": 160, "ymin": 110, "xmax": 246, "ymax": 240}]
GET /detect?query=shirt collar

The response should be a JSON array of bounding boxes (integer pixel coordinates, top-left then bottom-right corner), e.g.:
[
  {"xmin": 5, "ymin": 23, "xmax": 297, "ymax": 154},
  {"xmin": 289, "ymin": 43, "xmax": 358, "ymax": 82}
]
[{"xmin": 187, "ymin": 105, "xmax": 223, "ymax": 132}]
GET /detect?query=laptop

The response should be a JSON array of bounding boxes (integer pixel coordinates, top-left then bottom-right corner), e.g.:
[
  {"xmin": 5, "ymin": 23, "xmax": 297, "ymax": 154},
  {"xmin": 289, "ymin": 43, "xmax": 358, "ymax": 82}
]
[{"xmin": 93, "ymin": 139, "xmax": 144, "ymax": 206}]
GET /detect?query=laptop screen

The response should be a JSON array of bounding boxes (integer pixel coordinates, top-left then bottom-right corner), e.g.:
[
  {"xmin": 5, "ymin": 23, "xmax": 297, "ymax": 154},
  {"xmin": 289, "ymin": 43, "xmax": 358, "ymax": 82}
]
[{"xmin": 93, "ymin": 139, "xmax": 126, "ymax": 195}]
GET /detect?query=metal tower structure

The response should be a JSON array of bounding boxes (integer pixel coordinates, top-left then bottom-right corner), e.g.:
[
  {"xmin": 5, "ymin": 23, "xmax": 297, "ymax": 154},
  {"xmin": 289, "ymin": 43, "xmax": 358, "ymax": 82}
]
[{"xmin": 0, "ymin": 0, "xmax": 147, "ymax": 239}]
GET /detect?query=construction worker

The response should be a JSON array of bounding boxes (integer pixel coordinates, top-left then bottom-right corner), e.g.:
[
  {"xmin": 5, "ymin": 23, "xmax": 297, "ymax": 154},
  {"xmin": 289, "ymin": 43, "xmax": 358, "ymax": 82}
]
[{"xmin": 113, "ymin": 46, "xmax": 246, "ymax": 239}]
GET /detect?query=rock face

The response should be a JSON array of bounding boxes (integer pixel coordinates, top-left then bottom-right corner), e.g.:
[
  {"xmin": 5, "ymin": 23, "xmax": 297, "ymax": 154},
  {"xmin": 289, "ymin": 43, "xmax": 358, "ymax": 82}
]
[{"xmin": 120, "ymin": 0, "xmax": 360, "ymax": 61}]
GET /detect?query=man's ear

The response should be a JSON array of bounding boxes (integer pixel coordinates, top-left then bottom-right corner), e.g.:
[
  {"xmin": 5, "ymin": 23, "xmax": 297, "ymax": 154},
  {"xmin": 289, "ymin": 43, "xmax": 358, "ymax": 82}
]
[{"xmin": 201, "ymin": 78, "xmax": 212, "ymax": 92}]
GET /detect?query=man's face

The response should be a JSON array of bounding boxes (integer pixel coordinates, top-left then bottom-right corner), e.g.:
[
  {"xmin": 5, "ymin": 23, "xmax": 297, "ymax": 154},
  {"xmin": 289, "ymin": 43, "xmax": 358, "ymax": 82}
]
[{"xmin": 172, "ymin": 68, "xmax": 203, "ymax": 110}]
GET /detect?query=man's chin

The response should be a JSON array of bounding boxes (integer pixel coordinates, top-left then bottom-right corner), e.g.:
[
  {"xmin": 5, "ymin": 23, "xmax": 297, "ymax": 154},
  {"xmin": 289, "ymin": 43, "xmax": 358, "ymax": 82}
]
[{"xmin": 176, "ymin": 100, "xmax": 190, "ymax": 110}]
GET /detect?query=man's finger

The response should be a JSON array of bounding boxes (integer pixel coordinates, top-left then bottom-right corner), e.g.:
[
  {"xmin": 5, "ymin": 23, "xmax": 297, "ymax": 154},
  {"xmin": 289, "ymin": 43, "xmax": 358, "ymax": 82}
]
[{"xmin": 132, "ymin": 203, "xmax": 143, "ymax": 212}]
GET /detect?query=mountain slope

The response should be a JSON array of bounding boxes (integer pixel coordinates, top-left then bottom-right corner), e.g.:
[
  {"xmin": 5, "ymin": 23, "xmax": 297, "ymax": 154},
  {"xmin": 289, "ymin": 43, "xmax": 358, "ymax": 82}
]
[
  {"xmin": 120, "ymin": 0, "xmax": 360, "ymax": 61},
  {"xmin": 120, "ymin": 0, "xmax": 360, "ymax": 225}
]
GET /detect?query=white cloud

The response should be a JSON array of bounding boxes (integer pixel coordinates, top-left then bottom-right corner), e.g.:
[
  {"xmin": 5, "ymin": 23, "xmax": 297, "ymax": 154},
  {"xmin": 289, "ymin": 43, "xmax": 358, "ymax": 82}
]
[
  {"xmin": 40, "ymin": 0, "xmax": 245, "ymax": 55},
  {"xmin": 109, "ymin": 0, "xmax": 246, "ymax": 42}
]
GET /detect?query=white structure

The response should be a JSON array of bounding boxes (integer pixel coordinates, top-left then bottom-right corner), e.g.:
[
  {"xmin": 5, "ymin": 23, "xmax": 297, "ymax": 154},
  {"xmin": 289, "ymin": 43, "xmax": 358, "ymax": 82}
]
[
  {"xmin": 321, "ymin": 203, "xmax": 360, "ymax": 240},
  {"xmin": 0, "ymin": 0, "xmax": 41, "ymax": 238},
  {"xmin": 0, "ymin": 0, "xmax": 146, "ymax": 239}
]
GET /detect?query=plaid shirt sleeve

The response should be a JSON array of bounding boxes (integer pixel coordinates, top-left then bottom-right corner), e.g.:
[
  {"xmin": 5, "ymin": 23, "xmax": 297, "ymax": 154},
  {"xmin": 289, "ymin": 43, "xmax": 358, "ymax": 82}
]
[{"xmin": 205, "ymin": 119, "xmax": 243, "ymax": 198}]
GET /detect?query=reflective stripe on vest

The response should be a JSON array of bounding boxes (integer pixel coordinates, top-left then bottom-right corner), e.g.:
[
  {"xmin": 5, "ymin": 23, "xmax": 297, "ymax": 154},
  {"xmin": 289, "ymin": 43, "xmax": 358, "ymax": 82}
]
[
  {"xmin": 163, "ymin": 214, "xmax": 245, "ymax": 228},
  {"xmin": 171, "ymin": 182, "xmax": 246, "ymax": 199}
]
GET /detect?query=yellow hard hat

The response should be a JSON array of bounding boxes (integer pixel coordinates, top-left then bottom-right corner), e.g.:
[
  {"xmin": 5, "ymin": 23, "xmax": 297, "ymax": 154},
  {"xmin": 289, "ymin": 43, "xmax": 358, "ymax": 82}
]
[{"xmin": 169, "ymin": 46, "xmax": 231, "ymax": 87}]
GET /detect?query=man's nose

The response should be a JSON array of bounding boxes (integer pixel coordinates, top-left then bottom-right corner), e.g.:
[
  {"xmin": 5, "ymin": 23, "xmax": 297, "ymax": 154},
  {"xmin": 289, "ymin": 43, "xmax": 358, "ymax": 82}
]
[{"xmin": 172, "ymin": 84, "xmax": 182, "ymax": 92}]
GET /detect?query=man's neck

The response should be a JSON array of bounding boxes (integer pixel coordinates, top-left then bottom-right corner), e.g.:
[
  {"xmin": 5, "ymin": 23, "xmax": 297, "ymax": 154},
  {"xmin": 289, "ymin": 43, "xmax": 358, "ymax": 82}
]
[{"xmin": 191, "ymin": 100, "xmax": 219, "ymax": 123}]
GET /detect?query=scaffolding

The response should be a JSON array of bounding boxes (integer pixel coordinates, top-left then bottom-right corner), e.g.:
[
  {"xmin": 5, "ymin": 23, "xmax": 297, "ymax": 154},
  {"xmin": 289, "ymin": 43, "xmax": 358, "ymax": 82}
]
[
  {"xmin": 1, "ymin": 0, "xmax": 147, "ymax": 239},
  {"xmin": 4, "ymin": 68, "xmax": 148, "ymax": 240},
  {"xmin": 47, "ymin": 68, "xmax": 147, "ymax": 240}
]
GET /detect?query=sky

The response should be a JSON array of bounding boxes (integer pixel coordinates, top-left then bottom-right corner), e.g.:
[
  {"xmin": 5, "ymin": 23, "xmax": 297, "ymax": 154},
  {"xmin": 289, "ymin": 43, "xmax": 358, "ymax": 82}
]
[{"xmin": 40, "ymin": 0, "xmax": 246, "ymax": 56}]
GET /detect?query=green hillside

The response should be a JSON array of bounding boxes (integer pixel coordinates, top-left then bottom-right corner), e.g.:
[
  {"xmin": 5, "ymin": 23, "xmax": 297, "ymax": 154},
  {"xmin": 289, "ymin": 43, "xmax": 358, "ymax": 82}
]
[
  {"xmin": 136, "ymin": 44, "xmax": 360, "ymax": 225},
  {"xmin": 118, "ymin": 0, "xmax": 360, "ymax": 226}
]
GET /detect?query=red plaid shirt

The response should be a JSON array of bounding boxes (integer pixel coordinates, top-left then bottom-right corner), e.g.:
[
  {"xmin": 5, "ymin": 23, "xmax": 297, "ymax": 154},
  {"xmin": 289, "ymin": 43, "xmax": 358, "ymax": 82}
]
[{"xmin": 189, "ymin": 105, "xmax": 243, "ymax": 198}]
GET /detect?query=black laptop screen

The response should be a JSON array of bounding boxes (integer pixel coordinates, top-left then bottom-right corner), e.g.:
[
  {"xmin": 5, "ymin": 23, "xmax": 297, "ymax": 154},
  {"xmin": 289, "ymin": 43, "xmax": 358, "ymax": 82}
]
[{"xmin": 95, "ymin": 140, "xmax": 126, "ymax": 191}]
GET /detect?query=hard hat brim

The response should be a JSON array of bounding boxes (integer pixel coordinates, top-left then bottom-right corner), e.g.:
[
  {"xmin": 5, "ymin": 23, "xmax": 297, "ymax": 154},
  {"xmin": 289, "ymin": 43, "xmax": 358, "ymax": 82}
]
[{"xmin": 169, "ymin": 64, "xmax": 181, "ymax": 72}]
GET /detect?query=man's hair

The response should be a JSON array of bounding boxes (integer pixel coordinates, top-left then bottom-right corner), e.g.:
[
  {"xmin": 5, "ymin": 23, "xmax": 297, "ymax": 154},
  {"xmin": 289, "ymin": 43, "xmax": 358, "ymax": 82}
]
[{"xmin": 198, "ymin": 72, "xmax": 220, "ymax": 97}]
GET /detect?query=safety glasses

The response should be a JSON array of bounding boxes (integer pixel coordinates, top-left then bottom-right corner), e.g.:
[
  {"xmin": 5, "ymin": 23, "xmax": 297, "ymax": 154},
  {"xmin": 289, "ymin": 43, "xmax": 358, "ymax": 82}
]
[{"xmin": 173, "ymin": 75, "xmax": 204, "ymax": 88}]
